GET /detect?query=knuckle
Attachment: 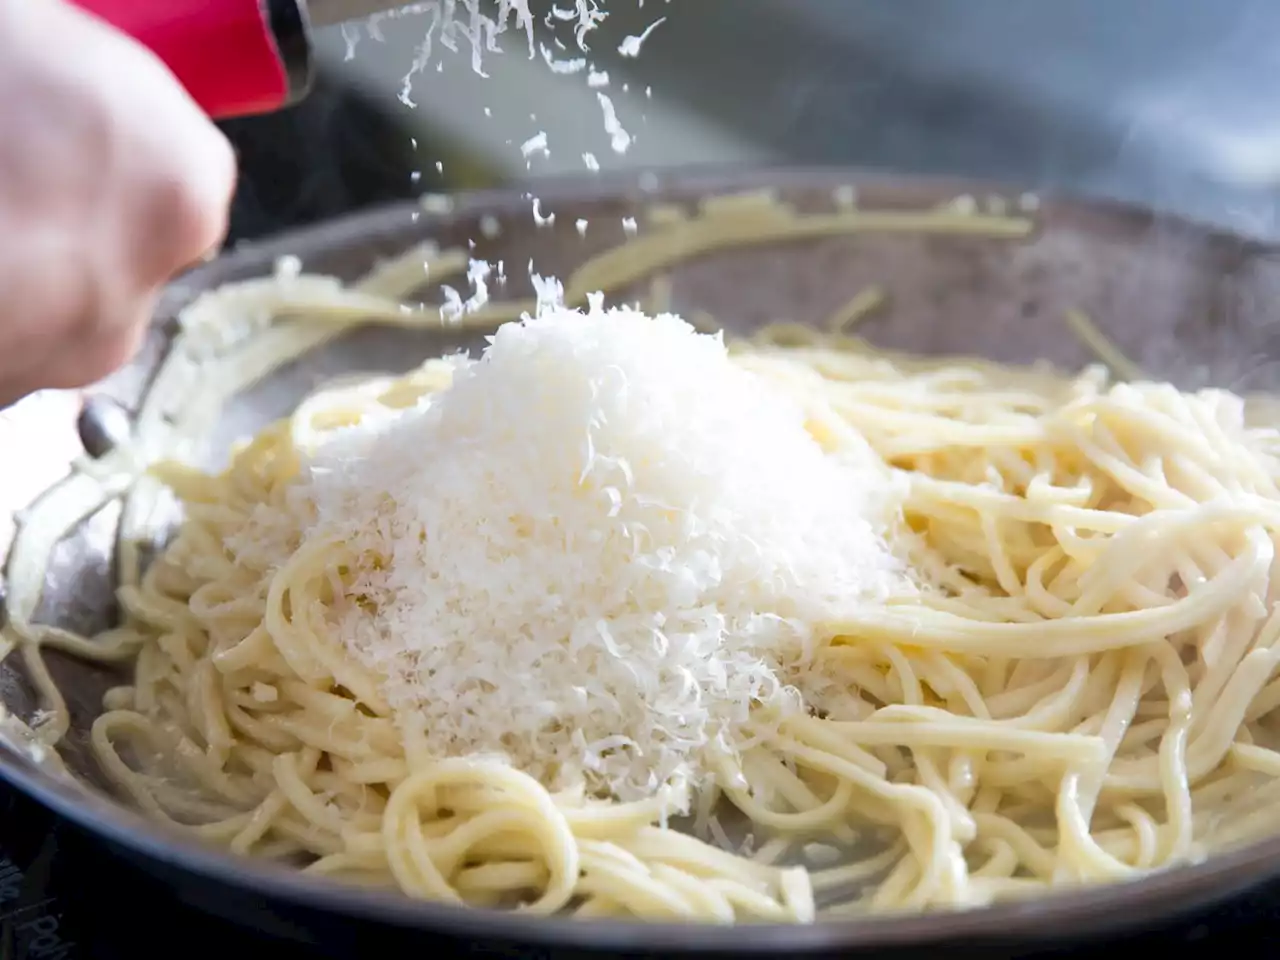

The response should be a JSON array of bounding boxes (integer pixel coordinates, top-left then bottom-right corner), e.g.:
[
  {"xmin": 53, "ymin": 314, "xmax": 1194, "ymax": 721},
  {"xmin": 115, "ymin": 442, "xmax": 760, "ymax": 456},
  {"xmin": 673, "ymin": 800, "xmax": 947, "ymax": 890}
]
[
  {"xmin": 157, "ymin": 178, "xmax": 227, "ymax": 264},
  {"xmin": 150, "ymin": 132, "xmax": 235, "ymax": 267}
]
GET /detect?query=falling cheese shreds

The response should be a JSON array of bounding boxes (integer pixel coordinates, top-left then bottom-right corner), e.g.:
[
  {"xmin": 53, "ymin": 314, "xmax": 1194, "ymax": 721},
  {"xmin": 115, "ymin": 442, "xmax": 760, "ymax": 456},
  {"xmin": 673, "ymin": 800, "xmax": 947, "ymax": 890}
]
[
  {"xmin": 520, "ymin": 131, "xmax": 551, "ymax": 160},
  {"xmin": 271, "ymin": 307, "xmax": 904, "ymax": 802},
  {"xmin": 618, "ymin": 17, "xmax": 666, "ymax": 57},
  {"xmin": 596, "ymin": 93, "xmax": 632, "ymax": 154},
  {"xmin": 380, "ymin": 1, "xmax": 607, "ymax": 106},
  {"xmin": 440, "ymin": 258, "xmax": 493, "ymax": 321},
  {"xmin": 548, "ymin": 0, "xmax": 607, "ymax": 49},
  {"xmin": 531, "ymin": 196, "xmax": 556, "ymax": 226},
  {"xmin": 539, "ymin": 42, "xmax": 587, "ymax": 74}
]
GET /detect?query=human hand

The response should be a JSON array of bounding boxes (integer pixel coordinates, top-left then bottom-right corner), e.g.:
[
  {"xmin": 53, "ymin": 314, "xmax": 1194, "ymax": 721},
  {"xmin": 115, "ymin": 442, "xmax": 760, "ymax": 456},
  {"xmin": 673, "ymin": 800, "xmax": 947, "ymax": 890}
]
[{"xmin": 0, "ymin": 0, "xmax": 236, "ymax": 408}]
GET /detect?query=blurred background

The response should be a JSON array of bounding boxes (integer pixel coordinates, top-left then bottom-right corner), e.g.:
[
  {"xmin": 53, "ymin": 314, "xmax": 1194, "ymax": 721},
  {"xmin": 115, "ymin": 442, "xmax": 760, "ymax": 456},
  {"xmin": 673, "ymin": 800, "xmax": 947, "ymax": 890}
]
[{"xmin": 222, "ymin": 0, "xmax": 1280, "ymax": 246}]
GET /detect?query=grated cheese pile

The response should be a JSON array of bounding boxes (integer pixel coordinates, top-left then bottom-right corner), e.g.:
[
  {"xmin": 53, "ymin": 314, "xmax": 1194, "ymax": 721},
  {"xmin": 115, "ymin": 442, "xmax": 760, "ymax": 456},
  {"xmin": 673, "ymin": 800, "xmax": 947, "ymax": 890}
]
[{"xmin": 275, "ymin": 307, "xmax": 905, "ymax": 800}]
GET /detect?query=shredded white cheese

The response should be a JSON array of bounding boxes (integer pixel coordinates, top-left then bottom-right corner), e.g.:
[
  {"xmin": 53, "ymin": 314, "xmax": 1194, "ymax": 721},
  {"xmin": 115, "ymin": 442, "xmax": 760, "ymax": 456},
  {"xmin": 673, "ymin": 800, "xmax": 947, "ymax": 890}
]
[
  {"xmin": 520, "ymin": 131, "xmax": 551, "ymax": 161},
  {"xmin": 531, "ymin": 196, "xmax": 556, "ymax": 227},
  {"xmin": 596, "ymin": 93, "xmax": 633, "ymax": 154},
  {"xmin": 267, "ymin": 307, "xmax": 904, "ymax": 801},
  {"xmin": 618, "ymin": 17, "xmax": 666, "ymax": 57},
  {"xmin": 539, "ymin": 42, "xmax": 587, "ymax": 74},
  {"xmin": 356, "ymin": 0, "xmax": 608, "ymax": 106}
]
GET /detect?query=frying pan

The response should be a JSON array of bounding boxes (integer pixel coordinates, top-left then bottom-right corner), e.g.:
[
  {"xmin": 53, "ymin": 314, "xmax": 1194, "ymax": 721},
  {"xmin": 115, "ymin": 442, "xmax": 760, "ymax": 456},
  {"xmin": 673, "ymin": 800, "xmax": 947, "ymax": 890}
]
[{"xmin": 3, "ymin": 168, "xmax": 1280, "ymax": 957}]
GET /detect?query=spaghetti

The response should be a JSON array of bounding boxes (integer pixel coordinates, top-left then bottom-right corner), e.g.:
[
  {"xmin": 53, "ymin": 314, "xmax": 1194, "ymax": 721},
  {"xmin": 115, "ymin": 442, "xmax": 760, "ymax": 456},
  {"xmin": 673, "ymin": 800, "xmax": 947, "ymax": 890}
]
[{"xmin": 6, "ymin": 191, "xmax": 1280, "ymax": 923}]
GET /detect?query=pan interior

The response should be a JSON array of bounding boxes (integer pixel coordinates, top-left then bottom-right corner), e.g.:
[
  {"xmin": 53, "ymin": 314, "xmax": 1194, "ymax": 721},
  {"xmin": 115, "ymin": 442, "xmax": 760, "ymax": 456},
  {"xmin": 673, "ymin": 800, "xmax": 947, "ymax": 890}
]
[{"xmin": 3, "ymin": 171, "xmax": 1280, "ymax": 931}]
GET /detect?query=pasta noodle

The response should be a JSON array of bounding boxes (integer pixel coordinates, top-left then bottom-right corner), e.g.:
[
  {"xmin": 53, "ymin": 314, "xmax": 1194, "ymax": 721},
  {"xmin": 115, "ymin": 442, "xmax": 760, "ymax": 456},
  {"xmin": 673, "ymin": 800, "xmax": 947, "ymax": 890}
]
[{"xmin": 6, "ymin": 191, "xmax": 1280, "ymax": 924}]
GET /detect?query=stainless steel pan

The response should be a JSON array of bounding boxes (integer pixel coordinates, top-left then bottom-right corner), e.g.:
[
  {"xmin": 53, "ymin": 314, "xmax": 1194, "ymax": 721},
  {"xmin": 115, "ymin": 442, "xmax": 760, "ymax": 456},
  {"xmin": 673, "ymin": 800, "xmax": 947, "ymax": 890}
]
[{"xmin": 3, "ymin": 168, "xmax": 1280, "ymax": 956}]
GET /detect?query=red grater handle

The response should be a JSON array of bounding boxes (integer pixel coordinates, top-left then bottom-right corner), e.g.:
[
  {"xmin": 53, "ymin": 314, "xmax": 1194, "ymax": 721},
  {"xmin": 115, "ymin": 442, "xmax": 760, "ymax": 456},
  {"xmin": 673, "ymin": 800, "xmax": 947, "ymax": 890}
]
[{"xmin": 71, "ymin": 0, "xmax": 314, "ymax": 119}]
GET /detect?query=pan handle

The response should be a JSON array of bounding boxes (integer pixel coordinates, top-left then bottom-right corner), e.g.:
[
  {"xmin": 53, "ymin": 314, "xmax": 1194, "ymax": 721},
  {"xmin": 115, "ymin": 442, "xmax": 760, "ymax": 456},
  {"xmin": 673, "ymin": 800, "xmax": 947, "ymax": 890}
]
[{"xmin": 71, "ymin": 0, "xmax": 315, "ymax": 119}]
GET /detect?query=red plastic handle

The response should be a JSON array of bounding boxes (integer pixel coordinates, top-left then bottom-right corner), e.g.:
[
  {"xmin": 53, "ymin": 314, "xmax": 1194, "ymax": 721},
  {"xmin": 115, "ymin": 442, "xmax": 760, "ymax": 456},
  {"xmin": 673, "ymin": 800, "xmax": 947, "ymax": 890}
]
[{"xmin": 72, "ymin": 0, "xmax": 313, "ymax": 119}]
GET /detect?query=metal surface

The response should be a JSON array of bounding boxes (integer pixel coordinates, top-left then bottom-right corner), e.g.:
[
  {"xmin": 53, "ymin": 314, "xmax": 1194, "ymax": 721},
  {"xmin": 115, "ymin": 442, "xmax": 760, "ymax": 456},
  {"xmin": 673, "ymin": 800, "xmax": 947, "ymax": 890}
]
[{"xmin": 4, "ymin": 168, "xmax": 1280, "ymax": 954}]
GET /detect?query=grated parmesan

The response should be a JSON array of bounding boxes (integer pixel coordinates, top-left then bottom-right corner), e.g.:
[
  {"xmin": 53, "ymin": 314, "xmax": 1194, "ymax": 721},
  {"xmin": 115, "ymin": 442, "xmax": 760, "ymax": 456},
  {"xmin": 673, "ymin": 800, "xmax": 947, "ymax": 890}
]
[
  {"xmin": 263, "ymin": 308, "xmax": 904, "ymax": 801},
  {"xmin": 618, "ymin": 17, "xmax": 666, "ymax": 57},
  {"xmin": 353, "ymin": 1, "xmax": 608, "ymax": 106},
  {"xmin": 531, "ymin": 196, "xmax": 556, "ymax": 226},
  {"xmin": 520, "ymin": 131, "xmax": 550, "ymax": 161},
  {"xmin": 596, "ymin": 93, "xmax": 633, "ymax": 154},
  {"xmin": 439, "ymin": 259, "xmax": 493, "ymax": 322}
]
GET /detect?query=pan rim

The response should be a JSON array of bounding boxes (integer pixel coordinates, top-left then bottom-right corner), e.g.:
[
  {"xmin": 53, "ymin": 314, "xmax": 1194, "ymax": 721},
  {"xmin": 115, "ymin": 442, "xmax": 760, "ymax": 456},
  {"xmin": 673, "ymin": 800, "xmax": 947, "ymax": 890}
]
[{"xmin": 6, "ymin": 164, "xmax": 1280, "ymax": 951}]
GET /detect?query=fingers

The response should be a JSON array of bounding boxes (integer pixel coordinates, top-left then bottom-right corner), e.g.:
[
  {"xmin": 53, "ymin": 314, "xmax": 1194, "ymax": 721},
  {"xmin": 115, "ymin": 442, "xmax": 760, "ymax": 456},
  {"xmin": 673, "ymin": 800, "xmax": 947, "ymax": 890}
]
[
  {"xmin": 37, "ymin": 301, "xmax": 154, "ymax": 392},
  {"xmin": 53, "ymin": 0, "xmax": 239, "ymax": 284},
  {"xmin": 0, "ymin": 276, "xmax": 154, "ymax": 406},
  {"xmin": 129, "ymin": 135, "xmax": 237, "ymax": 287},
  {"xmin": 0, "ymin": 0, "xmax": 238, "ymax": 402}
]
